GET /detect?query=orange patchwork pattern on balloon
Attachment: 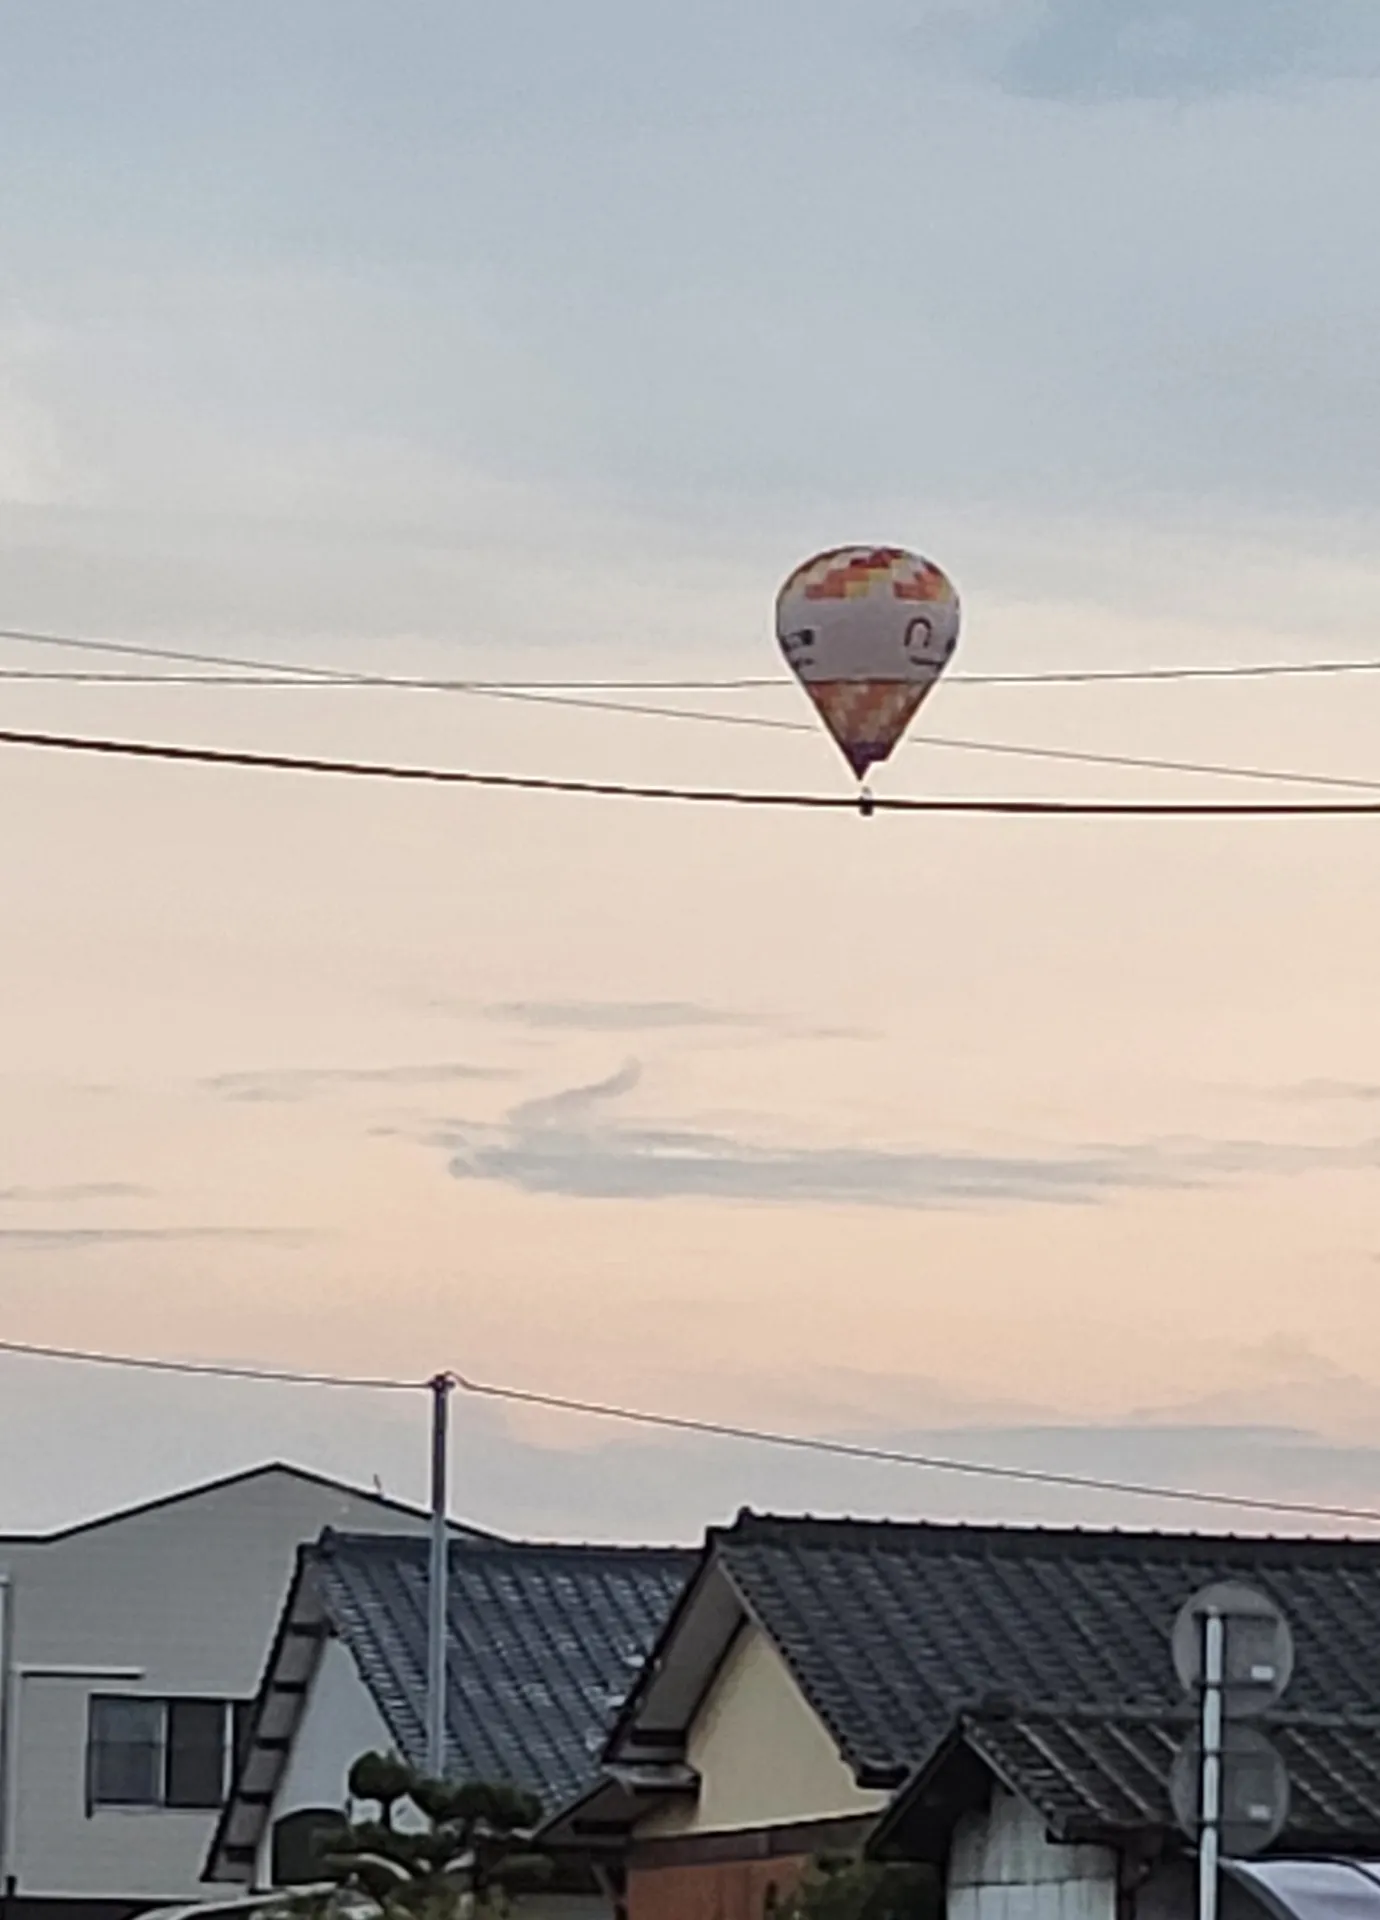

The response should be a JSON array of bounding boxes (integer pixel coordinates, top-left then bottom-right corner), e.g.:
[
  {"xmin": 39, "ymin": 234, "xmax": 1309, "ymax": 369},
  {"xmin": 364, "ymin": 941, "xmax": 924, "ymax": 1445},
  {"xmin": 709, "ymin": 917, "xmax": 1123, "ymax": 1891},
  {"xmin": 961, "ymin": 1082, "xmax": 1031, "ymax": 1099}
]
[
  {"xmin": 800, "ymin": 682, "xmax": 934, "ymax": 778},
  {"xmin": 785, "ymin": 547, "xmax": 955, "ymax": 607},
  {"xmin": 775, "ymin": 544, "xmax": 962, "ymax": 781}
]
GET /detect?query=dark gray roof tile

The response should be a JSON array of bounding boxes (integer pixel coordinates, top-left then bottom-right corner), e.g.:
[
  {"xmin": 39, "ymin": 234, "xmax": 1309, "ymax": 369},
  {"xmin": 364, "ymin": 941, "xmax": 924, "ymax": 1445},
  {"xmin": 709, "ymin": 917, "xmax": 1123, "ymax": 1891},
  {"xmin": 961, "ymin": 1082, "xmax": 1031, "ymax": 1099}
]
[
  {"xmin": 963, "ymin": 1710, "xmax": 1380, "ymax": 1844},
  {"xmin": 313, "ymin": 1532, "xmax": 692, "ymax": 1812},
  {"xmin": 715, "ymin": 1515, "xmax": 1380, "ymax": 1786}
]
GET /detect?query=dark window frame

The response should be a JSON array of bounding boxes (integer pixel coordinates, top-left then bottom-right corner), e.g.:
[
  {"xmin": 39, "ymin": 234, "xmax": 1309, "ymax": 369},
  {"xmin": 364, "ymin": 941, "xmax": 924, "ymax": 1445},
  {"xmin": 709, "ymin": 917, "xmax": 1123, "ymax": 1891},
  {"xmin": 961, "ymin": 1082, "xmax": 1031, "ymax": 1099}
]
[
  {"xmin": 86, "ymin": 1694, "xmax": 253, "ymax": 1813},
  {"xmin": 165, "ymin": 1697, "xmax": 233, "ymax": 1810},
  {"xmin": 86, "ymin": 1695, "xmax": 163, "ymax": 1809}
]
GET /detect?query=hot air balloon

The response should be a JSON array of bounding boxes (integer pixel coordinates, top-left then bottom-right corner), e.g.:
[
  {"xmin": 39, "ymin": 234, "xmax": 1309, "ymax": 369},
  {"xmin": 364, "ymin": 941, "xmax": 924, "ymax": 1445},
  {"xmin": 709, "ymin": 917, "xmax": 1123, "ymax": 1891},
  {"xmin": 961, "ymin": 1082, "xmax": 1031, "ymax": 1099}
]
[{"xmin": 777, "ymin": 545, "xmax": 960, "ymax": 780}]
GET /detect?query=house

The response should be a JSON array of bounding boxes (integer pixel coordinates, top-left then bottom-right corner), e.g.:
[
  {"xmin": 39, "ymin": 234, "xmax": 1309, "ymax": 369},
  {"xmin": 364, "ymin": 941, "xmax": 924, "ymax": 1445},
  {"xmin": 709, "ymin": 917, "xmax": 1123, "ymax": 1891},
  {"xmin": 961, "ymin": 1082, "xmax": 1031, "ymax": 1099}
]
[
  {"xmin": 0, "ymin": 1463, "xmax": 468, "ymax": 1920},
  {"xmin": 548, "ymin": 1511, "xmax": 1380, "ymax": 1920},
  {"xmin": 205, "ymin": 1530, "xmax": 694, "ymax": 1915}
]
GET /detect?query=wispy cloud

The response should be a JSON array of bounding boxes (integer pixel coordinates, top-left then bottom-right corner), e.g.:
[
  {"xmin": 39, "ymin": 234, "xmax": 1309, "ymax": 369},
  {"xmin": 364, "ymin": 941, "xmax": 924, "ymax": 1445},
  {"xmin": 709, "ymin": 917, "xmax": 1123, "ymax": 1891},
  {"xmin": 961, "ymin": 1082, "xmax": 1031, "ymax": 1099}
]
[
  {"xmin": 933, "ymin": 0, "xmax": 1380, "ymax": 102},
  {"xmin": 0, "ymin": 1227, "xmax": 312, "ymax": 1251},
  {"xmin": 488, "ymin": 1001, "xmax": 762, "ymax": 1034},
  {"xmin": 504, "ymin": 1061, "xmax": 644, "ymax": 1130},
  {"xmin": 0, "ymin": 1183, "xmax": 148, "ymax": 1204},
  {"xmin": 438, "ymin": 1064, "xmax": 1380, "ymax": 1209},
  {"xmin": 1272, "ymin": 1080, "xmax": 1380, "ymax": 1106},
  {"xmin": 204, "ymin": 1063, "xmax": 508, "ymax": 1104}
]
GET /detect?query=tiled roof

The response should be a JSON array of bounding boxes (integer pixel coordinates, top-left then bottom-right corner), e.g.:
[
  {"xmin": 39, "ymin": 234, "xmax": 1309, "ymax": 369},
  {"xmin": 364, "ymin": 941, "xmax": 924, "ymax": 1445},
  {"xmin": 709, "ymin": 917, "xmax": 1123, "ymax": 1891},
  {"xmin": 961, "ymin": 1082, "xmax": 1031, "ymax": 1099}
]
[
  {"xmin": 711, "ymin": 1515, "xmax": 1380, "ymax": 1785},
  {"xmin": 316, "ymin": 1532, "xmax": 693, "ymax": 1812},
  {"xmin": 956, "ymin": 1707, "xmax": 1380, "ymax": 1845}
]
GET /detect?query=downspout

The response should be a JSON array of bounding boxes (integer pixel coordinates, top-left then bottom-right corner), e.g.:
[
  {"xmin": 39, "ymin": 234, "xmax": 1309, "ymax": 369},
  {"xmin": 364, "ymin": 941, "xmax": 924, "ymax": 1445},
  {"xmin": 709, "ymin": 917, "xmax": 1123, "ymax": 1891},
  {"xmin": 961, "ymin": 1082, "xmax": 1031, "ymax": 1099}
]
[
  {"xmin": 591, "ymin": 1860, "xmax": 627, "ymax": 1920},
  {"xmin": 1117, "ymin": 1834, "xmax": 1162, "ymax": 1920},
  {"xmin": 0, "ymin": 1574, "xmax": 15, "ymax": 1908}
]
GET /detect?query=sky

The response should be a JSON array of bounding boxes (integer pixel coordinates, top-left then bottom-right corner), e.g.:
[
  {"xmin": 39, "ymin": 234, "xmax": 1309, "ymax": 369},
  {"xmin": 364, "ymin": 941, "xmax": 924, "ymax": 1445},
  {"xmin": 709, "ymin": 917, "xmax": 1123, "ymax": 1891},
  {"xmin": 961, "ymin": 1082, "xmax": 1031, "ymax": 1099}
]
[{"xmin": 3, "ymin": 0, "xmax": 1380, "ymax": 1542}]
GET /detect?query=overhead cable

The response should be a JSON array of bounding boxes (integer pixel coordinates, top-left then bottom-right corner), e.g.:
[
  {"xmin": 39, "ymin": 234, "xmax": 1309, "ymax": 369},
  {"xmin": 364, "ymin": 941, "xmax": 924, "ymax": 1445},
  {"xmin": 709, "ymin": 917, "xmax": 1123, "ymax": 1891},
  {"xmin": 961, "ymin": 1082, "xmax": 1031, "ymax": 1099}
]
[
  {"xmin": 0, "ymin": 1334, "xmax": 419, "ymax": 1390},
  {"xmin": 456, "ymin": 1373, "xmax": 1380, "ymax": 1527},
  {"xmin": 0, "ymin": 1334, "xmax": 1377, "ymax": 1524},
  {"xmin": 4, "ymin": 622, "xmax": 1380, "ymax": 691},
  {"xmin": 5, "ymin": 722, "xmax": 1380, "ymax": 813},
  {"xmin": 7, "ymin": 630, "xmax": 1379, "ymax": 795}
]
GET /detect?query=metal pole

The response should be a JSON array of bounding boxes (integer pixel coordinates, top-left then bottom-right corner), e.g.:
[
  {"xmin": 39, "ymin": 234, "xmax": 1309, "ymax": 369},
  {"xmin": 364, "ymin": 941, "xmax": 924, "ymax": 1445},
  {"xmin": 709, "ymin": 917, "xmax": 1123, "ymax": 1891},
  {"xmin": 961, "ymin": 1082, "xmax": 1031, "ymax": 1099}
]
[
  {"xmin": 425, "ymin": 1372, "xmax": 454, "ymax": 1779},
  {"xmin": 1199, "ymin": 1609, "xmax": 1225, "ymax": 1920},
  {"xmin": 0, "ymin": 1576, "xmax": 12, "ymax": 1904}
]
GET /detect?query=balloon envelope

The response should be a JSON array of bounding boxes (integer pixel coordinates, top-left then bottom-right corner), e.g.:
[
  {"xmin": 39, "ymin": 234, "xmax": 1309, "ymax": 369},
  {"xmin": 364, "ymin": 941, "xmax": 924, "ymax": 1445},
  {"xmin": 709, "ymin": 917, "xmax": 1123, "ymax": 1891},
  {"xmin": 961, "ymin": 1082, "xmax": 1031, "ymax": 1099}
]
[{"xmin": 776, "ymin": 545, "xmax": 961, "ymax": 778}]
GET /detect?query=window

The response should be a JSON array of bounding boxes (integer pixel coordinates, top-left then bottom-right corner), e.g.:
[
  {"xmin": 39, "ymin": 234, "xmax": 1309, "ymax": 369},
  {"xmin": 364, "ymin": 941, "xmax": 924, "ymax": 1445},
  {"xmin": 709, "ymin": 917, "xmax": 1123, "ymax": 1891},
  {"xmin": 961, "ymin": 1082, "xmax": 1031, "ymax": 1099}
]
[
  {"xmin": 87, "ymin": 1696, "xmax": 251, "ymax": 1811},
  {"xmin": 87, "ymin": 1697, "xmax": 162, "ymax": 1807},
  {"xmin": 165, "ymin": 1700, "xmax": 228, "ymax": 1809}
]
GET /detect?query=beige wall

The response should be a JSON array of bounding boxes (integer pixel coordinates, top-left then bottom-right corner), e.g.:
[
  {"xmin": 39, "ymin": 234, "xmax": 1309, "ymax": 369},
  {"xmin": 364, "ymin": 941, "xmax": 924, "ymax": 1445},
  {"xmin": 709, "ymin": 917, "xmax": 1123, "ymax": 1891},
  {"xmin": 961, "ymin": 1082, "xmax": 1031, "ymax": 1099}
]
[
  {"xmin": 256, "ymin": 1634, "xmax": 396, "ymax": 1887},
  {"xmin": 638, "ymin": 1623, "xmax": 886, "ymax": 1838}
]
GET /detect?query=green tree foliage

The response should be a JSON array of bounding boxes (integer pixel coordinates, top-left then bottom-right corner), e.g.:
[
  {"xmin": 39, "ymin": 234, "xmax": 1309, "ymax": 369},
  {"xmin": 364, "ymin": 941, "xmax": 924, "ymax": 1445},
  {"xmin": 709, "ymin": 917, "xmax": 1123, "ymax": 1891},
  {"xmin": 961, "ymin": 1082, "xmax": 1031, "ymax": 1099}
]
[
  {"xmin": 291, "ymin": 1751, "xmax": 554, "ymax": 1919},
  {"xmin": 781, "ymin": 1856, "xmax": 943, "ymax": 1920}
]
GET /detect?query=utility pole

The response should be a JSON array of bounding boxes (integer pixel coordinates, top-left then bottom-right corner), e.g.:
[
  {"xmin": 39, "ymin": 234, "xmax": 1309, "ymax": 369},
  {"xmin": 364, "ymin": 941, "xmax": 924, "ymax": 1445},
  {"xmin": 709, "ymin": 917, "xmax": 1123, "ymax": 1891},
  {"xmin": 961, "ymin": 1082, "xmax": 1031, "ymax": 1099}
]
[{"xmin": 425, "ymin": 1372, "xmax": 455, "ymax": 1779}]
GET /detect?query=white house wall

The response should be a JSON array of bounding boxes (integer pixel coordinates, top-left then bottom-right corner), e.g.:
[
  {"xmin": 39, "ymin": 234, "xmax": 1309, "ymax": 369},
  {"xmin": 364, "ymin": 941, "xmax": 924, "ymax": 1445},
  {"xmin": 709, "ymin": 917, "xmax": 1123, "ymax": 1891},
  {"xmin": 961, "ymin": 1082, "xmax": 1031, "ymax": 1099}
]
[
  {"xmin": 949, "ymin": 1789, "xmax": 1117, "ymax": 1920},
  {"xmin": 0, "ymin": 1469, "xmax": 426, "ymax": 1904},
  {"xmin": 259, "ymin": 1638, "xmax": 606, "ymax": 1920},
  {"xmin": 256, "ymin": 1636, "xmax": 396, "ymax": 1886}
]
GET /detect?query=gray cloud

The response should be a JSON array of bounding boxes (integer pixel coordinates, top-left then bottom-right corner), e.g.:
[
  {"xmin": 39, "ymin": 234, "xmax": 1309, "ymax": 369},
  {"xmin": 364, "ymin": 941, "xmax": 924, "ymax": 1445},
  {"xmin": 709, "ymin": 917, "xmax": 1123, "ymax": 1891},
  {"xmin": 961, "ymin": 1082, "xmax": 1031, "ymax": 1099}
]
[
  {"xmin": 3, "ymin": 0, "xmax": 1380, "ymax": 582},
  {"xmin": 938, "ymin": 0, "xmax": 1380, "ymax": 101},
  {"xmin": 439, "ymin": 1065, "xmax": 1380, "ymax": 1209},
  {"xmin": 0, "ymin": 1227, "xmax": 311, "ymax": 1251},
  {"xmin": 0, "ymin": 1183, "xmax": 148, "ymax": 1203},
  {"xmin": 441, "ymin": 1391, "xmax": 1380, "ymax": 1542},
  {"xmin": 453, "ymin": 1325, "xmax": 1380, "ymax": 1537},
  {"xmin": 1272, "ymin": 1080, "xmax": 1380, "ymax": 1105},
  {"xmin": 504, "ymin": 1061, "xmax": 645, "ymax": 1132},
  {"xmin": 4, "ymin": 1330, "xmax": 1380, "ymax": 1539},
  {"xmin": 204, "ymin": 1063, "xmax": 508, "ymax": 1104},
  {"xmin": 489, "ymin": 1000, "xmax": 762, "ymax": 1034}
]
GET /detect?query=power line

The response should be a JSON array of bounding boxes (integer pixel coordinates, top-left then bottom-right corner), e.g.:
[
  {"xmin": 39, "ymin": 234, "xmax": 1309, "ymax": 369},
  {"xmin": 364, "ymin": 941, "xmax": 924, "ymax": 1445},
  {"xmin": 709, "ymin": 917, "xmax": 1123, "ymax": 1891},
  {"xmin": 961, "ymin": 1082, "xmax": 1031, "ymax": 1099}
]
[
  {"xmin": 923, "ymin": 733, "xmax": 1380, "ymax": 795},
  {"xmin": 7, "ymin": 636, "xmax": 1379, "ymax": 797},
  {"xmin": 455, "ymin": 1374, "xmax": 1380, "ymax": 1527},
  {"xmin": 5, "ymin": 622, "xmax": 1380, "ymax": 691},
  {"xmin": 11, "ymin": 664, "xmax": 1380, "ymax": 793},
  {"xmin": 0, "ymin": 1335, "xmax": 420, "ymax": 1391},
  {"xmin": 0, "ymin": 669, "xmax": 334, "ymax": 688},
  {"xmin": 6, "ymin": 721, "xmax": 1380, "ymax": 814},
  {"xmin": 0, "ymin": 627, "xmax": 368, "ymax": 685},
  {"xmin": 463, "ymin": 693, "xmax": 1380, "ymax": 796},
  {"xmin": 962, "ymin": 659, "xmax": 1380, "ymax": 687},
  {"xmin": 0, "ymin": 661, "xmax": 783, "ymax": 693},
  {"xmin": 0, "ymin": 1333, "xmax": 1376, "ymax": 1524}
]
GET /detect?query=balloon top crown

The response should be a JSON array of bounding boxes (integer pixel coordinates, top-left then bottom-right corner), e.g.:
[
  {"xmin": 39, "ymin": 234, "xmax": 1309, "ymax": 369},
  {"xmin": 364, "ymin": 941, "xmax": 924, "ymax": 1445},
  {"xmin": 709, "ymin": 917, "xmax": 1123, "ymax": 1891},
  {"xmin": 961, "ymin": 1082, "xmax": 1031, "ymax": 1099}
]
[{"xmin": 777, "ymin": 545, "xmax": 958, "ymax": 610}]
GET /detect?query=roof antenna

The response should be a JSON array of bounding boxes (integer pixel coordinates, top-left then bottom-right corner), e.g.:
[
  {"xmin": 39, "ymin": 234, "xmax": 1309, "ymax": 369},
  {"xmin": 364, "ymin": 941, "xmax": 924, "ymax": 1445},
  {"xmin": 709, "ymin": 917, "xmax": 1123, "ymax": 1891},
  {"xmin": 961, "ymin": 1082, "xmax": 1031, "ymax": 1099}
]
[{"xmin": 372, "ymin": 1473, "xmax": 385, "ymax": 1497}]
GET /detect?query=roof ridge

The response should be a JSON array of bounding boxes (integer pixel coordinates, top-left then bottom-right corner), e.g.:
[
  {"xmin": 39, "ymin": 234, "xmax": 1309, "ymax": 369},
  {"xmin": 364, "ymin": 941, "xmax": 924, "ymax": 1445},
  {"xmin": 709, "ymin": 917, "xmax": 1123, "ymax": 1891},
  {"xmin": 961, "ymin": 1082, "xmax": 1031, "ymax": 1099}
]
[
  {"xmin": 959, "ymin": 1699, "xmax": 1380, "ymax": 1731},
  {"xmin": 317, "ymin": 1529, "xmax": 694, "ymax": 1558},
  {"xmin": 0, "ymin": 1460, "xmax": 452, "ymax": 1543},
  {"xmin": 720, "ymin": 1510, "xmax": 1380, "ymax": 1562},
  {"xmin": 878, "ymin": 1697, "xmax": 1380, "ymax": 1859}
]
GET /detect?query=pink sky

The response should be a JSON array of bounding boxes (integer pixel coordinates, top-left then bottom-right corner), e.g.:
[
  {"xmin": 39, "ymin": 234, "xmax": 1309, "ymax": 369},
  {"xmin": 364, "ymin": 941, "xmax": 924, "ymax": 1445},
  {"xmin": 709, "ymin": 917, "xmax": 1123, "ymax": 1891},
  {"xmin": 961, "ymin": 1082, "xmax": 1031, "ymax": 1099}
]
[{"xmin": 5, "ymin": 514, "xmax": 1380, "ymax": 1537}]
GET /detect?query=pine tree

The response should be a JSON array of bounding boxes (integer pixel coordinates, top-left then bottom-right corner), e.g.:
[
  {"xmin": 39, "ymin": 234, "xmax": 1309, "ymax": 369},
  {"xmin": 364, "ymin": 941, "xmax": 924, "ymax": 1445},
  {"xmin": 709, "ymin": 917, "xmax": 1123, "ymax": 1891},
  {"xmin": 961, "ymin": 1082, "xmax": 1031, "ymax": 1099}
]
[
  {"xmin": 293, "ymin": 1751, "xmax": 554, "ymax": 1920},
  {"xmin": 780, "ymin": 1856, "xmax": 942, "ymax": 1920}
]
